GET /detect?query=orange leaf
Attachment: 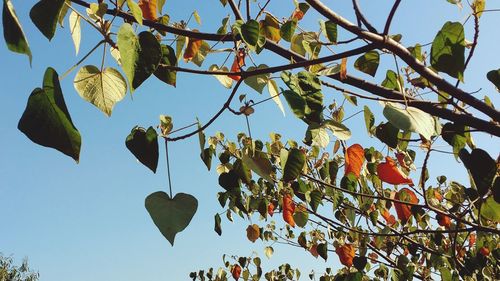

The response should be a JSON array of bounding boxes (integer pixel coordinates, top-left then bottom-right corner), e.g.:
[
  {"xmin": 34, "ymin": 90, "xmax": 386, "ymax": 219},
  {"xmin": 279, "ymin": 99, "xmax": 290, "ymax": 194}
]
[
  {"xmin": 468, "ymin": 233, "xmax": 476, "ymax": 246},
  {"xmin": 228, "ymin": 49, "xmax": 246, "ymax": 81},
  {"xmin": 345, "ymin": 144, "xmax": 365, "ymax": 178},
  {"xmin": 340, "ymin": 57, "xmax": 347, "ymax": 80},
  {"xmin": 267, "ymin": 202, "xmax": 275, "ymax": 217},
  {"xmin": 138, "ymin": 0, "xmax": 157, "ymax": 21},
  {"xmin": 479, "ymin": 247, "xmax": 490, "ymax": 256},
  {"xmin": 381, "ymin": 208, "xmax": 397, "ymax": 226},
  {"xmin": 394, "ymin": 188, "xmax": 418, "ymax": 224},
  {"xmin": 436, "ymin": 214, "xmax": 452, "ymax": 229},
  {"xmin": 183, "ymin": 31, "xmax": 202, "ymax": 62},
  {"xmin": 231, "ymin": 264, "xmax": 241, "ymax": 280},
  {"xmin": 377, "ymin": 157, "xmax": 414, "ymax": 186},
  {"xmin": 335, "ymin": 244, "xmax": 356, "ymax": 267},
  {"xmin": 395, "ymin": 152, "xmax": 410, "ymax": 170},
  {"xmin": 282, "ymin": 194, "xmax": 296, "ymax": 227},
  {"xmin": 246, "ymin": 224, "xmax": 260, "ymax": 242},
  {"xmin": 309, "ymin": 244, "xmax": 319, "ymax": 258}
]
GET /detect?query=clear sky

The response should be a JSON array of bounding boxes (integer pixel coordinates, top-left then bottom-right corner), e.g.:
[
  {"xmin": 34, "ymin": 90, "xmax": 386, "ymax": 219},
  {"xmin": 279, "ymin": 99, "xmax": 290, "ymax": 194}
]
[{"xmin": 1, "ymin": 1, "xmax": 498, "ymax": 280}]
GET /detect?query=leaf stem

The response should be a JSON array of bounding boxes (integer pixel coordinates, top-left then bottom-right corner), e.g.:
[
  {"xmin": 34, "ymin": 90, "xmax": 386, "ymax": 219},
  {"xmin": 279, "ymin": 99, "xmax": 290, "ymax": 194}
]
[{"xmin": 59, "ymin": 40, "xmax": 105, "ymax": 80}]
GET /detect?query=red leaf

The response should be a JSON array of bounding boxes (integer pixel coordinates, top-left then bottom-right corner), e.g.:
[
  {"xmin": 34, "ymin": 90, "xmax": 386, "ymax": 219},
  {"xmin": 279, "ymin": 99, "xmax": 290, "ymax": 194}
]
[
  {"xmin": 292, "ymin": 9, "xmax": 304, "ymax": 20},
  {"xmin": 183, "ymin": 31, "xmax": 202, "ymax": 62},
  {"xmin": 267, "ymin": 202, "xmax": 275, "ymax": 217},
  {"xmin": 436, "ymin": 214, "xmax": 452, "ymax": 228},
  {"xmin": 345, "ymin": 144, "xmax": 365, "ymax": 178},
  {"xmin": 381, "ymin": 208, "xmax": 397, "ymax": 226},
  {"xmin": 377, "ymin": 157, "xmax": 414, "ymax": 186},
  {"xmin": 228, "ymin": 49, "xmax": 246, "ymax": 81},
  {"xmin": 231, "ymin": 264, "xmax": 241, "ymax": 280},
  {"xmin": 394, "ymin": 188, "xmax": 418, "ymax": 223},
  {"xmin": 282, "ymin": 194, "xmax": 296, "ymax": 227}
]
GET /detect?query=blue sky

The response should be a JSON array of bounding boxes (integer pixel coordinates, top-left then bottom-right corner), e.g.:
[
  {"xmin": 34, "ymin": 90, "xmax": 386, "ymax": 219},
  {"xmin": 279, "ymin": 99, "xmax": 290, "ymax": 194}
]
[{"xmin": 1, "ymin": 0, "xmax": 498, "ymax": 280}]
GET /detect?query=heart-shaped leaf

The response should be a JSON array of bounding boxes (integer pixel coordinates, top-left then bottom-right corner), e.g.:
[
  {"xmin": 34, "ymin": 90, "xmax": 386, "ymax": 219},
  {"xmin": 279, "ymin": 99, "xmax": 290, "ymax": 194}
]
[
  {"xmin": 261, "ymin": 14, "xmax": 280, "ymax": 42},
  {"xmin": 30, "ymin": 0, "xmax": 66, "ymax": 40},
  {"xmin": 117, "ymin": 24, "xmax": 162, "ymax": 92},
  {"xmin": 154, "ymin": 44, "xmax": 177, "ymax": 87},
  {"xmin": 354, "ymin": 51, "xmax": 380, "ymax": 77},
  {"xmin": 383, "ymin": 102, "xmax": 437, "ymax": 140},
  {"xmin": 126, "ymin": 0, "xmax": 143, "ymax": 25},
  {"xmin": 244, "ymin": 64, "xmax": 269, "ymax": 93},
  {"xmin": 125, "ymin": 126, "xmax": 159, "ymax": 173},
  {"xmin": 18, "ymin": 67, "xmax": 81, "ymax": 162},
  {"xmin": 240, "ymin": 20, "xmax": 260, "ymax": 47},
  {"xmin": 242, "ymin": 151, "xmax": 274, "ymax": 183},
  {"xmin": 3, "ymin": 0, "xmax": 32, "ymax": 63},
  {"xmin": 431, "ymin": 21, "xmax": 465, "ymax": 81},
  {"xmin": 145, "ymin": 192, "xmax": 198, "ymax": 246},
  {"xmin": 487, "ymin": 69, "xmax": 500, "ymax": 91},
  {"xmin": 209, "ymin": 64, "xmax": 232, "ymax": 88},
  {"xmin": 282, "ymin": 148, "xmax": 305, "ymax": 182},
  {"xmin": 323, "ymin": 119, "xmax": 351, "ymax": 141},
  {"xmin": 74, "ymin": 65, "xmax": 127, "ymax": 116}
]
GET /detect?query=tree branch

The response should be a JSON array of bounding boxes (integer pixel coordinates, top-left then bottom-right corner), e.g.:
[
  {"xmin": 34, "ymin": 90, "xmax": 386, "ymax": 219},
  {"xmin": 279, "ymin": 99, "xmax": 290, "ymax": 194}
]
[
  {"xmin": 351, "ymin": 0, "xmax": 378, "ymax": 33},
  {"xmin": 383, "ymin": 0, "xmax": 402, "ymax": 35}
]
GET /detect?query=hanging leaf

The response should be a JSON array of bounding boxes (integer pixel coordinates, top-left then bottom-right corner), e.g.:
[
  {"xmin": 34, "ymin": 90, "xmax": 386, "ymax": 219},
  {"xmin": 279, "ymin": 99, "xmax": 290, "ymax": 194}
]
[
  {"xmin": 209, "ymin": 65, "xmax": 232, "ymax": 88},
  {"xmin": 214, "ymin": 213, "xmax": 222, "ymax": 236},
  {"xmin": 267, "ymin": 80, "xmax": 285, "ymax": 116},
  {"xmin": 322, "ymin": 20, "xmax": 337, "ymax": 44},
  {"xmin": 193, "ymin": 10, "xmax": 201, "ymax": 24},
  {"xmin": 127, "ymin": 0, "xmax": 143, "ymax": 25},
  {"xmin": 354, "ymin": 51, "xmax": 380, "ymax": 77},
  {"xmin": 154, "ymin": 44, "xmax": 177, "ymax": 87},
  {"xmin": 125, "ymin": 126, "xmax": 159, "ymax": 172},
  {"xmin": 117, "ymin": 25, "xmax": 162, "ymax": 92},
  {"xmin": 394, "ymin": 188, "xmax": 418, "ymax": 224},
  {"xmin": 377, "ymin": 157, "xmax": 414, "ymax": 186},
  {"xmin": 183, "ymin": 32, "xmax": 203, "ymax": 62},
  {"xmin": 441, "ymin": 122, "xmax": 466, "ymax": 159},
  {"xmin": 309, "ymin": 190, "xmax": 322, "ymax": 212},
  {"xmin": 486, "ymin": 69, "xmax": 500, "ymax": 91},
  {"xmin": 317, "ymin": 243, "xmax": 328, "ymax": 261},
  {"xmin": 481, "ymin": 196, "xmax": 500, "ymax": 222},
  {"xmin": 336, "ymin": 244, "xmax": 355, "ymax": 267},
  {"xmin": 58, "ymin": 0, "xmax": 70, "ymax": 27},
  {"xmin": 18, "ymin": 68, "xmax": 81, "ymax": 162},
  {"xmin": 383, "ymin": 103, "xmax": 437, "ymax": 140},
  {"xmin": 340, "ymin": 57, "xmax": 347, "ymax": 80},
  {"xmin": 228, "ymin": 49, "xmax": 245, "ymax": 81},
  {"xmin": 381, "ymin": 209, "xmax": 397, "ymax": 226},
  {"xmin": 282, "ymin": 194, "xmax": 296, "ymax": 227},
  {"xmin": 240, "ymin": 20, "xmax": 260, "ymax": 47},
  {"xmin": 431, "ymin": 21, "xmax": 465, "ymax": 81},
  {"xmin": 375, "ymin": 122, "xmax": 399, "ymax": 149},
  {"xmin": 3, "ymin": 0, "xmax": 32, "ymax": 63},
  {"xmin": 231, "ymin": 264, "xmax": 242, "ymax": 280},
  {"xmin": 261, "ymin": 14, "xmax": 280, "ymax": 42},
  {"xmin": 264, "ymin": 246, "xmax": 274, "ymax": 259},
  {"xmin": 74, "ymin": 66, "xmax": 127, "ymax": 116},
  {"xmin": 280, "ymin": 19, "xmax": 297, "ymax": 42},
  {"xmin": 145, "ymin": 192, "xmax": 198, "ymax": 246},
  {"xmin": 138, "ymin": 0, "xmax": 157, "ymax": 20},
  {"xmin": 246, "ymin": 224, "xmax": 260, "ymax": 243},
  {"xmin": 293, "ymin": 203, "xmax": 308, "ymax": 227},
  {"xmin": 460, "ymin": 148, "xmax": 496, "ymax": 197},
  {"xmin": 242, "ymin": 151, "xmax": 274, "ymax": 183},
  {"xmin": 30, "ymin": 0, "xmax": 66, "ymax": 40},
  {"xmin": 363, "ymin": 106, "xmax": 375, "ymax": 135},
  {"xmin": 267, "ymin": 202, "xmax": 275, "ymax": 216},
  {"xmin": 345, "ymin": 144, "xmax": 364, "ymax": 178},
  {"xmin": 68, "ymin": 11, "xmax": 81, "ymax": 55},
  {"xmin": 244, "ymin": 64, "xmax": 269, "ymax": 93},
  {"xmin": 282, "ymin": 148, "xmax": 305, "ymax": 182},
  {"xmin": 323, "ymin": 119, "xmax": 351, "ymax": 140}
]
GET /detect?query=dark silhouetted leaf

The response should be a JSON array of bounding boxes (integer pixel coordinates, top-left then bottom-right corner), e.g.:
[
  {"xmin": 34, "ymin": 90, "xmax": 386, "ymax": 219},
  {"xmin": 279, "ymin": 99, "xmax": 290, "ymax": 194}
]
[{"xmin": 125, "ymin": 126, "xmax": 159, "ymax": 172}]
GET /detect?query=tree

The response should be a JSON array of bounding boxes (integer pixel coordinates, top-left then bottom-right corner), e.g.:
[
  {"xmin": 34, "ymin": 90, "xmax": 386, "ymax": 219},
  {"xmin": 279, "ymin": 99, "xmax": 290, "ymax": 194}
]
[
  {"xmin": 2, "ymin": 0, "xmax": 499, "ymax": 280},
  {"xmin": 0, "ymin": 254, "xmax": 39, "ymax": 281}
]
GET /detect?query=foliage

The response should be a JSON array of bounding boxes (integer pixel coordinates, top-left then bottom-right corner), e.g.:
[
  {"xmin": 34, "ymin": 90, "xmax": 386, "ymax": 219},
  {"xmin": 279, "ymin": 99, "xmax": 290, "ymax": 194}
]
[
  {"xmin": 0, "ymin": 254, "xmax": 39, "ymax": 281},
  {"xmin": 2, "ymin": 0, "xmax": 499, "ymax": 280}
]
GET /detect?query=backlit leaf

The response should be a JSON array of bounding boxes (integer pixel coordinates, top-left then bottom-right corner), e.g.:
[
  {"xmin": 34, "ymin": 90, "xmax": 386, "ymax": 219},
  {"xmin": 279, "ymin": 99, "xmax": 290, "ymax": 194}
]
[
  {"xmin": 268, "ymin": 80, "xmax": 285, "ymax": 116},
  {"xmin": 3, "ymin": 0, "xmax": 32, "ymax": 63},
  {"xmin": 431, "ymin": 21, "xmax": 465, "ymax": 80}
]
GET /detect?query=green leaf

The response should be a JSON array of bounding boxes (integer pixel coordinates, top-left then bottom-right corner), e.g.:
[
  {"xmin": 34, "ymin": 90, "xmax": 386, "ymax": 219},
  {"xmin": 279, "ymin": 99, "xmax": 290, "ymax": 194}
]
[
  {"xmin": 74, "ymin": 66, "xmax": 127, "ymax": 116},
  {"xmin": 200, "ymin": 147, "xmax": 214, "ymax": 171},
  {"xmin": 341, "ymin": 174, "xmax": 358, "ymax": 192},
  {"xmin": 486, "ymin": 69, "xmax": 500, "ymax": 91},
  {"xmin": 293, "ymin": 206, "xmax": 309, "ymax": 228},
  {"xmin": 244, "ymin": 64, "xmax": 269, "ymax": 93},
  {"xmin": 196, "ymin": 119, "xmax": 205, "ymax": 152},
  {"xmin": 375, "ymin": 122, "xmax": 399, "ymax": 148},
  {"xmin": 323, "ymin": 119, "xmax": 351, "ymax": 141},
  {"xmin": 193, "ymin": 10, "xmax": 201, "ymax": 25},
  {"xmin": 280, "ymin": 19, "xmax": 297, "ymax": 42},
  {"xmin": 282, "ymin": 90, "xmax": 306, "ymax": 119},
  {"xmin": 481, "ymin": 196, "xmax": 500, "ymax": 222},
  {"xmin": 354, "ymin": 51, "xmax": 380, "ymax": 77},
  {"xmin": 431, "ymin": 21, "xmax": 465, "ymax": 80},
  {"xmin": 154, "ymin": 44, "xmax": 177, "ymax": 87},
  {"xmin": 126, "ymin": 0, "xmax": 143, "ymax": 25},
  {"xmin": 125, "ymin": 126, "xmax": 159, "ymax": 172},
  {"xmin": 242, "ymin": 151, "xmax": 274, "ymax": 183},
  {"xmin": 268, "ymin": 80, "xmax": 285, "ymax": 116},
  {"xmin": 191, "ymin": 40, "xmax": 211, "ymax": 67},
  {"xmin": 3, "ymin": 0, "xmax": 32, "ymax": 63},
  {"xmin": 261, "ymin": 14, "xmax": 280, "ymax": 42},
  {"xmin": 441, "ymin": 122, "xmax": 466, "ymax": 159},
  {"xmin": 18, "ymin": 67, "xmax": 81, "ymax": 162},
  {"xmin": 214, "ymin": 213, "xmax": 222, "ymax": 236},
  {"xmin": 282, "ymin": 148, "xmax": 305, "ymax": 182},
  {"xmin": 382, "ymin": 70, "xmax": 403, "ymax": 91},
  {"xmin": 175, "ymin": 36, "xmax": 186, "ymax": 62},
  {"xmin": 317, "ymin": 243, "xmax": 328, "ymax": 261},
  {"xmin": 240, "ymin": 20, "xmax": 260, "ymax": 47},
  {"xmin": 304, "ymin": 125, "xmax": 329, "ymax": 148},
  {"xmin": 117, "ymin": 25, "xmax": 162, "ymax": 92},
  {"xmin": 217, "ymin": 16, "xmax": 229, "ymax": 34},
  {"xmin": 68, "ymin": 11, "xmax": 81, "ymax": 55},
  {"xmin": 58, "ymin": 0, "xmax": 70, "ymax": 27},
  {"xmin": 30, "ymin": 0, "xmax": 65, "ymax": 40},
  {"xmin": 233, "ymin": 159, "xmax": 252, "ymax": 185},
  {"xmin": 323, "ymin": 20, "xmax": 337, "ymax": 43},
  {"xmin": 363, "ymin": 106, "xmax": 375, "ymax": 135},
  {"xmin": 383, "ymin": 103, "xmax": 437, "ymax": 140},
  {"xmin": 461, "ymin": 149, "xmax": 496, "ymax": 197},
  {"xmin": 309, "ymin": 190, "xmax": 322, "ymax": 212},
  {"xmin": 145, "ymin": 192, "xmax": 198, "ymax": 246},
  {"xmin": 209, "ymin": 64, "xmax": 232, "ymax": 89}
]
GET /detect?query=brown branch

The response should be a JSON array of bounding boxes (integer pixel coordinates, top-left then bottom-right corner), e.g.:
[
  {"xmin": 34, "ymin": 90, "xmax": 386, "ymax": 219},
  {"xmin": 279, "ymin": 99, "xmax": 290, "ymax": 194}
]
[
  {"xmin": 305, "ymin": 0, "xmax": 500, "ymax": 123},
  {"xmin": 166, "ymin": 80, "xmax": 243, "ymax": 141},
  {"xmin": 383, "ymin": 0, "xmax": 402, "ymax": 35},
  {"xmin": 351, "ymin": 0, "xmax": 378, "ymax": 33}
]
